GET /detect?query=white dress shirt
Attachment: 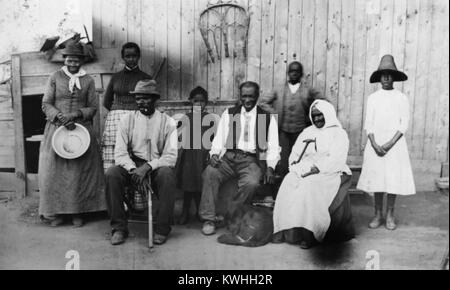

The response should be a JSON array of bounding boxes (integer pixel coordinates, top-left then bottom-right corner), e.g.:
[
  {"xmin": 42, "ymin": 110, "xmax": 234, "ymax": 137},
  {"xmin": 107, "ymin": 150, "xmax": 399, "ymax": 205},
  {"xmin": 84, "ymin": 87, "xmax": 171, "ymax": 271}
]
[{"xmin": 210, "ymin": 106, "xmax": 281, "ymax": 169}]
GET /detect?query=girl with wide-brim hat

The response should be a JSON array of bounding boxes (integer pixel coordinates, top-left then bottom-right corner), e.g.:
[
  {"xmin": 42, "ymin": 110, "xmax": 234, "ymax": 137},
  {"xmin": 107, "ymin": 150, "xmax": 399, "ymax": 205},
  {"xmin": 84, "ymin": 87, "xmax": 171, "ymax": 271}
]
[
  {"xmin": 38, "ymin": 42, "xmax": 106, "ymax": 228},
  {"xmin": 357, "ymin": 55, "xmax": 416, "ymax": 231}
]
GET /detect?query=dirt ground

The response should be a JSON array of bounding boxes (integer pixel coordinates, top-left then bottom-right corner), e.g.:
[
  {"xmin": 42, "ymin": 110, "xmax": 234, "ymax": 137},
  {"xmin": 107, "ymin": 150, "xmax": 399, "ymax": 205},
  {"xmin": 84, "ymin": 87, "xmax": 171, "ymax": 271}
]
[{"xmin": 0, "ymin": 191, "xmax": 448, "ymax": 270}]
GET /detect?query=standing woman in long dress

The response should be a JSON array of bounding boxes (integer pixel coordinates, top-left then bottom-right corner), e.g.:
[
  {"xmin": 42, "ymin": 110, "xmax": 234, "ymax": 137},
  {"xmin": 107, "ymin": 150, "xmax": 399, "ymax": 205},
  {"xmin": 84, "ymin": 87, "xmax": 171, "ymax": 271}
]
[
  {"xmin": 357, "ymin": 55, "xmax": 416, "ymax": 230},
  {"xmin": 101, "ymin": 42, "xmax": 151, "ymax": 171},
  {"xmin": 39, "ymin": 43, "xmax": 106, "ymax": 227}
]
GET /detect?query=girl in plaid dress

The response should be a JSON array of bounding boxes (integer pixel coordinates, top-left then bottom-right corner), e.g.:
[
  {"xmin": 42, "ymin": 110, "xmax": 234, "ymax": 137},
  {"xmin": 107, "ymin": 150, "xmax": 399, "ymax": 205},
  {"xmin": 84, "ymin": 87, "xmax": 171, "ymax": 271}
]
[{"xmin": 101, "ymin": 42, "xmax": 151, "ymax": 171}]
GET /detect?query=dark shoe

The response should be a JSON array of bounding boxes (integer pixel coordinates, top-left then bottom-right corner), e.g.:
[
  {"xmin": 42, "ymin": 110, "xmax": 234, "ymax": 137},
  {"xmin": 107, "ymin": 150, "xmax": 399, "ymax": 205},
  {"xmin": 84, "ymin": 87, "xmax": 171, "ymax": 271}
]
[
  {"xmin": 385, "ymin": 210, "xmax": 397, "ymax": 230},
  {"xmin": 50, "ymin": 216, "xmax": 64, "ymax": 227},
  {"xmin": 72, "ymin": 215, "xmax": 84, "ymax": 228},
  {"xmin": 299, "ymin": 240, "xmax": 312, "ymax": 249},
  {"xmin": 272, "ymin": 232, "xmax": 285, "ymax": 244},
  {"xmin": 153, "ymin": 233, "xmax": 168, "ymax": 245},
  {"xmin": 202, "ymin": 221, "xmax": 216, "ymax": 236},
  {"xmin": 368, "ymin": 211, "xmax": 383, "ymax": 229},
  {"xmin": 111, "ymin": 231, "xmax": 127, "ymax": 246}
]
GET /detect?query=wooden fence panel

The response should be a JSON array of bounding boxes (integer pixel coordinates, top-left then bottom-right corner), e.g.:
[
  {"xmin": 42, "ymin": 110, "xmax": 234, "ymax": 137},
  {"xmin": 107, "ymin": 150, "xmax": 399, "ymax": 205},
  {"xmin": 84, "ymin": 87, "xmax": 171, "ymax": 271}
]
[{"xmin": 81, "ymin": 0, "xmax": 450, "ymax": 162}]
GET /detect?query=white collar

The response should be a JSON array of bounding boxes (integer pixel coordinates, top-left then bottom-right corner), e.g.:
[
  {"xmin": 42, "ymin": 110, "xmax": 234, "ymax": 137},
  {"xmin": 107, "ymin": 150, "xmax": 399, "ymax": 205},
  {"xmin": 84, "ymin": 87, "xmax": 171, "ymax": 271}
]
[
  {"xmin": 137, "ymin": 109, "xmax": 159, "ymax": 119},
  {"xmin": 125, "ymin": 65, "xmax": 139, "ymax": 71},
  {"xmin": 241, "ymin": 105, "xmax": 257, "ymax": 116},
  {"xmin": 288, "ymin": 82, "xmax": 301, "ymax": 93}
]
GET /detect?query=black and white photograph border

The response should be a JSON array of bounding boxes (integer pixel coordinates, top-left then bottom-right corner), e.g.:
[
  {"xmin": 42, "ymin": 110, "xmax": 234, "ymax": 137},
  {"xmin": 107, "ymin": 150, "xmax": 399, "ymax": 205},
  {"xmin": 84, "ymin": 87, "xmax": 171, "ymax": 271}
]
[{"xmin": 0, "ymin": 0, "xmax": 448, "ymax": 272}]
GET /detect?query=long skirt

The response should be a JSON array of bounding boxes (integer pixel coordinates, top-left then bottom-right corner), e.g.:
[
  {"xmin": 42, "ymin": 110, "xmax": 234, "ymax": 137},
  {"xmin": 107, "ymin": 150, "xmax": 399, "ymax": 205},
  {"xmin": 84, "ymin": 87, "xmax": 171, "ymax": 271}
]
[
  {"xmin": 275, "ymin": 174, "xmax": 355, "ymax": 244},
  {"xmin": 38, "ymin": 122, "xmax": 106, "ymax": 216},
  {"xmin": 101, "ymin": 110, "xmax": 132, "ymax": 171},
  {"xmin": 273, "ymin": 171, "xmax": 352, "ymax": 242}
]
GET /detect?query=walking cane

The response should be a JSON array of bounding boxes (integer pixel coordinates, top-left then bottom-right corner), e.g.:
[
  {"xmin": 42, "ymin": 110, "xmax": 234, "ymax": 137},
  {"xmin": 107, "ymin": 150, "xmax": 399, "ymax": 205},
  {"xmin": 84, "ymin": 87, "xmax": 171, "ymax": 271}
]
[
  {"xmin": 290, "ymin": 139, "xmax": 316, "ymax": 166},
  {"xmin": 147, "ymin": 139, "xmax": 154, "ymax": 249}
]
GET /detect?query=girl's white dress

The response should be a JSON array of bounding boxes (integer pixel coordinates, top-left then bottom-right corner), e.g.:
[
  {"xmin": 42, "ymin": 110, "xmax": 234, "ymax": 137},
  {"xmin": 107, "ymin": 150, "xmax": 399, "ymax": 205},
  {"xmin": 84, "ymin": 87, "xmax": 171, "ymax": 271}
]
[{"xmin": 357, "ymin": 89, "xmax": 416, "ymax": 196}]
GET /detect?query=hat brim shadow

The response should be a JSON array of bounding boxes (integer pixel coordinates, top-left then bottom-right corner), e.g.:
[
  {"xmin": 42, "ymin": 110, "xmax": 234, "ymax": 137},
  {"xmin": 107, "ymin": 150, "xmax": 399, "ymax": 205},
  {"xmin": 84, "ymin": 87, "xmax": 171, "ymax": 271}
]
[
  {"xmin": 129, "ymin": 92, "xmax": 161, "ymax": 98},
  {"xmin": 370, "ymin": 69, "xmax": 408, "ymax": 83}
]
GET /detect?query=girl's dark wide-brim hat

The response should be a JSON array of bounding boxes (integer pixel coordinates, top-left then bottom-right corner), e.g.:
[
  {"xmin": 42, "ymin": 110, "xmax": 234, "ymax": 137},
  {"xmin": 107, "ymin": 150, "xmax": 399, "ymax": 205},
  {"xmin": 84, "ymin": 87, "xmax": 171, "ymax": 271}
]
[
  {"xmin": 61, "ymin": 43, "xmax": 88, "ymax": 58},
  {"xmin": 370, "ymin": 54, "xmax": 408, "ymax": 83}
]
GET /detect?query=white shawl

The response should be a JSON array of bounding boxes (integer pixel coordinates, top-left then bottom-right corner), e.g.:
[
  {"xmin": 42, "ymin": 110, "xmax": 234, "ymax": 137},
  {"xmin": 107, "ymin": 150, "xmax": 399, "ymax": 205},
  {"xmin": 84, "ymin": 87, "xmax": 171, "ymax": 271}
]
[{"xmin": 62, "ymin": 66, "xmax": 87, "ymax": 93}]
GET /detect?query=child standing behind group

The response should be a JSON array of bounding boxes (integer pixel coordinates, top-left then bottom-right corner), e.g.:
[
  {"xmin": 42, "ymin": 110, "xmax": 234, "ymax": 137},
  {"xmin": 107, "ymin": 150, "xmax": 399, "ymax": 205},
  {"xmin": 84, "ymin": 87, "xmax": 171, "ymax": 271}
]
[
  {"xmin": 176, "ymin": 87, "xmax": 217, "ymax": 225},
  {"xmin": 357, "ymin": 55, "xmax": 416, "ymax": 230}
]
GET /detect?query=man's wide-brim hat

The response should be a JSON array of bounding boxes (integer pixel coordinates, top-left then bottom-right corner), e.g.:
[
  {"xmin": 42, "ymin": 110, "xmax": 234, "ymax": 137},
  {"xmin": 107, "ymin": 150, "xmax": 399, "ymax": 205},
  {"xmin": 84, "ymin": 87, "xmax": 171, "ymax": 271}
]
[
  {"xmin": 61, "ymin": 43, "xmax": 87, "ymax": 58},
  {"xmin": 52, "ymin": 123, "xmax": 91, "ymax": 159},
  {"xmin": 130, "ymin": 79, "xmax": 160, "ymax": 98},
  {"xmin": 370, "ymin": 54, "xmax": 408, "ymax": 83}
]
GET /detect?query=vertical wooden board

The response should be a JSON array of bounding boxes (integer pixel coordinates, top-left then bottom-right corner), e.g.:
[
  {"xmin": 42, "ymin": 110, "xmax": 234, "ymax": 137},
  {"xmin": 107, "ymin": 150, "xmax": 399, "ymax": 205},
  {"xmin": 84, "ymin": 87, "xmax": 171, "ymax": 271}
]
[
  {"xmin": 115, "ymin": 0, "xmax": 128, "ymax": 50},
  {"xmin": 11, "ymin": 55, "xmax": 26, "ymax": 197},
  {"xmin": 273, "ymin": 0, "xmax": 289, "ymax": 91},
  {"xmin": 221, "ymin": 5, "xmax": 235, "ymax": 100},
  {"xmin": 100, "ymin": 74, "xmax": 112, "ymax": 136},
  {"xmin": 378, "ymin": 0, "xmax": 394, "ymax": 56},
  {"xmin": 402, "ymin": 0, "xmax": 420, "ymax": 148},
  {"xmin": 101, "ymin": 0, "xmax": 116, "ymax": 48},
  {"xmin": 361, "ymin": 0, "xmax": 382, "ymax": 149},
  {"xmin": 287, "ymin": 0, "xmax": 302, "ymax": 64},
  {"xmin": 181, "ymin": 0, "xmax": 196, "ymax": 100},
  {"xmin": 436, "ymin": 1, "xmax": 449, "ymax": 162},
  {"xmin": 259, "ymin": 0, "xmax": 276, "ymax": 97},
  {"xmin": 313, "ymin": 0, "xmax": 328, "ymax": 96},
  {"xmin": 141, "ymin": 0, "xmax": 156, "ymax": 76},
  {"xmin": 207, "ymin": 5, "xmax": 222, "ymax": 101},
  {"xmin": 153, "ymin": 0, "xmax": 168, "ymax": 99},
  {"xmin": 246, "ymin": 0, "xmax": 262, "ymax": 84},
  {"xmin": 391, "ymin": 0, "xmax": 407, "ymax": 92},
  {"xmin": 127, "ymin": 0, "xmax": 142, "ymax": 55},
  {"xmin": 337, "ymin": 0, "xmax": 355, "ymax": 130},
  {"xmin": 232, "ymin": 4, "xmax": 248, "ymax": 100},
  {"xmin": 325, "ymin": 0, "xmax": 342, "ymax": 106},
  {"xmin": 300, "ymin": 0, "xmax": 315, "ymax": 87},
  {"xmin": 411, "ymin": 0, "xmax": 433, "ymax": 159},
  {"xmin": 194, "ymin": 0, "xmax": 208, "ymax": 91},
  {"xmin": 92, "ymin": 0, "xmax": 103, "ymax": 48},
  {"xmin": 167, "ymin": 0, "xmax": 182, "ymax": 100},
  {"xmin": 348, "ymin": 0, "xmax": 368, "ymax": 156},
  {"xmin": 424, "ymin": 0, "xmax": 448, "ymax": 160}
]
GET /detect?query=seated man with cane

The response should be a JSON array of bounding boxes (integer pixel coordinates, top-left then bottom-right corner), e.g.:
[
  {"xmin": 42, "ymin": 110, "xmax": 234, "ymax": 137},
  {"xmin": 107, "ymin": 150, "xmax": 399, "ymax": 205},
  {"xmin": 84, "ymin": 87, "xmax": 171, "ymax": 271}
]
[
  {"xmin": 105, "ymin": 79, "xmax": 178, "ymax": 246},
  {"xmin": 273, "ymin": 100, "xmax": 354, "ymax": 249}
]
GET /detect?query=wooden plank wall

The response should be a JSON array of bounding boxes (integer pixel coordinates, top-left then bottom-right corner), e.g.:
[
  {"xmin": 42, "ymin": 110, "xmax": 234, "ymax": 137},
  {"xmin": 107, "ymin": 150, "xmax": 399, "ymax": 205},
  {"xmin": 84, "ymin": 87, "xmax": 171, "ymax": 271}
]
[{"xmin": 91, "ymin": 0, "xmax": 449, "ymax": 162}]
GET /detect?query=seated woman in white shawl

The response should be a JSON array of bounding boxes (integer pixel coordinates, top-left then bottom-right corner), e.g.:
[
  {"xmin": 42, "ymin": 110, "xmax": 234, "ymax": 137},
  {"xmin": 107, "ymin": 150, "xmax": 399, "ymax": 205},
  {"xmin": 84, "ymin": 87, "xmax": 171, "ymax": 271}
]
[{"xmin": 273, "ymin": 100, "xmax": 353, "ymax": 249}]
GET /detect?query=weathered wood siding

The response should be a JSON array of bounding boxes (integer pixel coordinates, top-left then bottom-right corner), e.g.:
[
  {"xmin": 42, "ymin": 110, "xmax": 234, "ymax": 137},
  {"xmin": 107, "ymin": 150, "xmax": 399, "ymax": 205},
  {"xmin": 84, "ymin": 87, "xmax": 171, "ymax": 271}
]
[
  {"xmin": 91, "ymin": 0, "xmax": 449, "ymax": 162},
  {"xmin": 0, "ymin": 0, "xmax": 448, "ymax": 194}
]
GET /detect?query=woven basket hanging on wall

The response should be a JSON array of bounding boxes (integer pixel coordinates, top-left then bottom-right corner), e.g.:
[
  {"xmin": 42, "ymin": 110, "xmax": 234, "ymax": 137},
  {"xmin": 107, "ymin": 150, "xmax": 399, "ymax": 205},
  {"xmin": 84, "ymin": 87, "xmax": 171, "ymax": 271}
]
[{"xmin": 199, "ymin": 0, "xmax": 250, "ymax": 63}]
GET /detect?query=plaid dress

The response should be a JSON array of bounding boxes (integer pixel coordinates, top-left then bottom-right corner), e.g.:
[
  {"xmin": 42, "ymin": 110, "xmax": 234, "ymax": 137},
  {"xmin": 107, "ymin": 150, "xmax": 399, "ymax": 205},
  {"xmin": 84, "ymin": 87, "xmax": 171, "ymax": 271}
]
[{"xmin": 101, "ymin": 110, "xmax": 130, "ymax": 171}]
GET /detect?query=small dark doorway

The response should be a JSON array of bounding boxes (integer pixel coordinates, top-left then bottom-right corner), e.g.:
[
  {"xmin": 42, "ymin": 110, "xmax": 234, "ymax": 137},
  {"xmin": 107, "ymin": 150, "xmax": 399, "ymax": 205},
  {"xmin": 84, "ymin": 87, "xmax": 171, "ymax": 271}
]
[{"xmin": 22, "ymin": 95, "xmax": 46, "ymax": 174}]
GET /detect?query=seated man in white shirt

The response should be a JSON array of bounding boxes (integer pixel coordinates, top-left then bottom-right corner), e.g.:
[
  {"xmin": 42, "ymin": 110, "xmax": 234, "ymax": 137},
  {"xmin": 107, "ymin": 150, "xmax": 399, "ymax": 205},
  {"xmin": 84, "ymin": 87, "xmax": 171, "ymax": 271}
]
[
  {"xmin": 105, "ymin": 80, "xmax": 178, "ymax": 246},
  {"xmin": 200, "ymin": 81, "xmax": 280, "ymax": 236}
]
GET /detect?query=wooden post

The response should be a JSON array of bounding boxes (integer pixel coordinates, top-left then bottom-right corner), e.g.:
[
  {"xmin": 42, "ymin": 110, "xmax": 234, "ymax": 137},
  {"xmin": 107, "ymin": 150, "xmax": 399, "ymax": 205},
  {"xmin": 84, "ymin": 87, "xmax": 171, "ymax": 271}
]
[
  {"xmin": 147, "ymin": 139, "xmax": 153, "ymax": 249},
  {"xmin": 11, "ymin": 55, "xmax": 27, "ymax": 198}
]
